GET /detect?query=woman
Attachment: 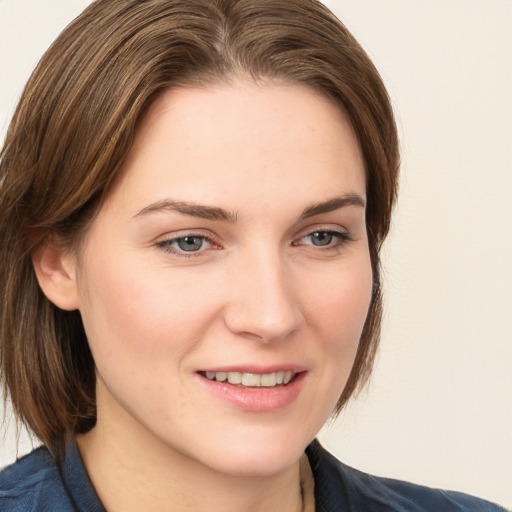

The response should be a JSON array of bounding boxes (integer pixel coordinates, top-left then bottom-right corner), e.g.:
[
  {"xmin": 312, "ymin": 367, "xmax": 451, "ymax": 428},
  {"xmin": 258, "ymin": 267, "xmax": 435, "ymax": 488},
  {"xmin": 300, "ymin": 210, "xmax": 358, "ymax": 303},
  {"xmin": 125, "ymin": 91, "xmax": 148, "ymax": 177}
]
[{"xmin": 0, "ymin": 0, "xmax": 507, "ymax": 510}]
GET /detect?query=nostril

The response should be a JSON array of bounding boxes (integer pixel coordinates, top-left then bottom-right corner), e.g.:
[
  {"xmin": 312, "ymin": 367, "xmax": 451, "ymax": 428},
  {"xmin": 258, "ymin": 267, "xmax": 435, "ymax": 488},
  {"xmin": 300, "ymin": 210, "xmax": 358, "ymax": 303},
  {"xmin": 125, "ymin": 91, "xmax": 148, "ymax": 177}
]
[{"xmin": 223, "ymin": 306, "xmax": 302, "ymax": 343}]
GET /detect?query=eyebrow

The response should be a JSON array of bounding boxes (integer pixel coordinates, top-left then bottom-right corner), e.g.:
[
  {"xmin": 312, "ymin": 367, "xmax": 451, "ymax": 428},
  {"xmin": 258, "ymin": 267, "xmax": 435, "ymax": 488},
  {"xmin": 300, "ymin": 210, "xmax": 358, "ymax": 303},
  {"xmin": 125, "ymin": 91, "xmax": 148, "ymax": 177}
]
[
  {"xmin": 300, "ymin": 193, "xmax": 366, "ymax": 219},
  {"xmin": 133, "ymin": 193, "xmax": 365, "ymax": 222},
  {"xmin": 134, "ymin": 199, "xmax": 238, "ymax": 222}
]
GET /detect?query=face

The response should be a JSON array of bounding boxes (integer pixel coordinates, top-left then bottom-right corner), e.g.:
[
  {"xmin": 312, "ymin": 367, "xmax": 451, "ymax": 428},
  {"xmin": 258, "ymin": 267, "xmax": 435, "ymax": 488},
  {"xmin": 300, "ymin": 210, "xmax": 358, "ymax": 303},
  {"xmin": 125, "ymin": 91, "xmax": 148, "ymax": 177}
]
[{"xmin": 72, "ymin": 82, "xmax": 372, "ymax": 477}]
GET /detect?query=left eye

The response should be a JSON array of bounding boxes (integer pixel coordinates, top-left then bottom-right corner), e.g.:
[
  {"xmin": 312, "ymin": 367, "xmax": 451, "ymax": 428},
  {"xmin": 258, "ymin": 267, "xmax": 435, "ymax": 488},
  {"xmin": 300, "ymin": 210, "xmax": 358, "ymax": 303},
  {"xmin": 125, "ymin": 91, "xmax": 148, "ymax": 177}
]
[
  {"xmin": 157, "ymin": 235, "xmax": 212, "ymax": 254},
  {"xmin": 297, "ymin": 230, "xmax": 349, "ymax": 247}
]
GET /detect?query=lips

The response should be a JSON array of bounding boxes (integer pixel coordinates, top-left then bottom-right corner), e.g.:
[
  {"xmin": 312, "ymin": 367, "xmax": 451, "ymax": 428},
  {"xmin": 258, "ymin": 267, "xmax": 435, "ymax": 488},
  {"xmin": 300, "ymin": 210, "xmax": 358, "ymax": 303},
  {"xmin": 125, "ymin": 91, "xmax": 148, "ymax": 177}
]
[
  {"xmin": 196, "ymin": 368, "xmax": 306, "ymax": 412},
  {"xmin": 202, "ymin": 370, "xmax": 295, "ymax": 387}
]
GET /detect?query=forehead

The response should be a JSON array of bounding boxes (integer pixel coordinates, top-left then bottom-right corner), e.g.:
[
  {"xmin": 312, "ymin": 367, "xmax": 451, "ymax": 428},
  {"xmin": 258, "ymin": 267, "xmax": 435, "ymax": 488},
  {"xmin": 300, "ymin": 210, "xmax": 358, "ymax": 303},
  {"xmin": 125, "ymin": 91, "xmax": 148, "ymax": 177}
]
[{"xmin": 106, "ymin": 82, "xmax": 366, "ymax": 216}]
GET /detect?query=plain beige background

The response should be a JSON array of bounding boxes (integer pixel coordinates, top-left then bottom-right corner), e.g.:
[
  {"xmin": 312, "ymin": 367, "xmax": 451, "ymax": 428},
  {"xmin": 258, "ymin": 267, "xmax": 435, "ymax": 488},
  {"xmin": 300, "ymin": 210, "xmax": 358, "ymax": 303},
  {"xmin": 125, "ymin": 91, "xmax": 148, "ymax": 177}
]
[{"xmin": 1, "ymin": 0, "xmax": 511, "ymax": 509}]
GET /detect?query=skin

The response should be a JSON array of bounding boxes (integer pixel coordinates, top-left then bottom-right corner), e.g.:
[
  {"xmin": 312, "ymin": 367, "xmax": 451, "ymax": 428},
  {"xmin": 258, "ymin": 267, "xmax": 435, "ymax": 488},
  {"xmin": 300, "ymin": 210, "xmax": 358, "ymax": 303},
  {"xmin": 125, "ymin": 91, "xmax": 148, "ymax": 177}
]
[{"xmin": 36, "ymin": 81, "xmax": 372, "ymax": 511}]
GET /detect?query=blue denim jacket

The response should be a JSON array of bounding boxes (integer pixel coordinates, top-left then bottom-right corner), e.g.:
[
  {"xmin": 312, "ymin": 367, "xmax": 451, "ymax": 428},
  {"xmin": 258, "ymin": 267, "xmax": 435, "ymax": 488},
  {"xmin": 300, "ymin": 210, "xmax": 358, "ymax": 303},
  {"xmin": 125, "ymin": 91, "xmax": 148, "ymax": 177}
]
[{"xmin": 0, "ymin": 439, "xmax": 508, "ymax": 511}]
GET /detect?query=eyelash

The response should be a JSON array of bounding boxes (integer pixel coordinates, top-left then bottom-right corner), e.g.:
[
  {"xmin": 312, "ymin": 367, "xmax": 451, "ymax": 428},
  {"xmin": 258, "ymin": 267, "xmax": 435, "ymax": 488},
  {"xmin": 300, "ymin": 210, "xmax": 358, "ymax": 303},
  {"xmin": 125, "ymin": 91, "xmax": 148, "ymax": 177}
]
[
  {"xmin": 155, "ymin": 228, "xmax": 352, "ymax": 258},
  {"xmin": 155, "ymin": 232, "xmax": 218, "ymax": 258},
  {"xmin": 293, "ymin": 229, "xmax": 352, "ymax": 249}
]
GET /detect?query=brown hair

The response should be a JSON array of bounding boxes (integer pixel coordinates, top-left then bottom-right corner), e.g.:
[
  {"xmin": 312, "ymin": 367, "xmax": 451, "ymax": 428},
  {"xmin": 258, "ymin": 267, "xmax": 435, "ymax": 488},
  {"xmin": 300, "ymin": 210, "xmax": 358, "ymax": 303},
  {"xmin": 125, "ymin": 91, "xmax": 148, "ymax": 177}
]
[{"xmin": 0, "ymin": 0, "xmax": 399, "ymax": 459}]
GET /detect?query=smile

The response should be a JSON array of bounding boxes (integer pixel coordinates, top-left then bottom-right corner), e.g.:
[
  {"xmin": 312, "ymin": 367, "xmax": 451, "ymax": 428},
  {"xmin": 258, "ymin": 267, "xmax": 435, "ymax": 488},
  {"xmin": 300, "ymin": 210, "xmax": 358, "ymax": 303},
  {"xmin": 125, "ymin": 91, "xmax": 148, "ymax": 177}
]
[
  {"xmin": 197, "ymin": 369, "xmax": 306, "ymax": 412},
  {"xmin": 201, "ymin": 371, "xmax": 296, "ymax": 387}
]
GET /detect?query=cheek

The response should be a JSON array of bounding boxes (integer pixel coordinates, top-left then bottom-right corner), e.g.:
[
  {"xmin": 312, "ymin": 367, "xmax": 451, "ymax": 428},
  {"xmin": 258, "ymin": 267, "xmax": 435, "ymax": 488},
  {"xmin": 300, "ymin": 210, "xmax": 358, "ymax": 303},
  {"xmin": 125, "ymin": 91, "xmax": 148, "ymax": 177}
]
[
  {"xmin": 307, "ymin": 257, "xmax": 372, "ymax": 396},
  {"xmin": 76, "ymin": 254, "xmax": 220, "ymax": 370},
  {"xmin": 295, "ymin": 256, "xmax": 373, "ymax": 427},
  {"xmin": 307, "ymin": 257, "xmax": 373, "ymax": 344}
]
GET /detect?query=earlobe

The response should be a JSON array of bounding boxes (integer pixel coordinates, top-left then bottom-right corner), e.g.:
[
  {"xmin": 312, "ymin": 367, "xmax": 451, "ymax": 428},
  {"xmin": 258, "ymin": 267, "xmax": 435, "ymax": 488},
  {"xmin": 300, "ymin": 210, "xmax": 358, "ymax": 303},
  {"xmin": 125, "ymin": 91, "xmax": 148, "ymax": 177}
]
[{"xmin": 32, "ymin": 239, "xmax": 80, "ymax": 311}]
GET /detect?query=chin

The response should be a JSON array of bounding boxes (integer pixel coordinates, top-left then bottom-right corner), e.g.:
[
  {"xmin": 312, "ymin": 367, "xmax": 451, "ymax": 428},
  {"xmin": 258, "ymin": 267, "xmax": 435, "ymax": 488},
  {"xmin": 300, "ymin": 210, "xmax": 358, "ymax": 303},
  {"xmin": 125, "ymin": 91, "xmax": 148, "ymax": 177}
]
[{"xmin": 192, "ymin": 429, "xmax": 313, "ymax": 478}]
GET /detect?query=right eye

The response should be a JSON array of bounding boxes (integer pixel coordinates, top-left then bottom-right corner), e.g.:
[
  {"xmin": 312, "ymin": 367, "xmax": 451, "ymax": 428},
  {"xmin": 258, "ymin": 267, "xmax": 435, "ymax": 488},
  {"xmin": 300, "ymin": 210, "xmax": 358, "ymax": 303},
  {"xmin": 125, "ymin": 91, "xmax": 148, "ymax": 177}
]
[{"xmin": 156, "ymin": 235, "xmax": 214, "ymax": 256}]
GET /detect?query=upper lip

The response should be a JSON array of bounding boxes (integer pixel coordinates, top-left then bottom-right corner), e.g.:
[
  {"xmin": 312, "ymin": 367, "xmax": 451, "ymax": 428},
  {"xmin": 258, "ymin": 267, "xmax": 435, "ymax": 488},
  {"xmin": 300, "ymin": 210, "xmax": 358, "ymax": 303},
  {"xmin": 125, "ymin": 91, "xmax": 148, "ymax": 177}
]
[{"xmin": 197, "ymin": 364, "xmax": 308, "ymax": 374}]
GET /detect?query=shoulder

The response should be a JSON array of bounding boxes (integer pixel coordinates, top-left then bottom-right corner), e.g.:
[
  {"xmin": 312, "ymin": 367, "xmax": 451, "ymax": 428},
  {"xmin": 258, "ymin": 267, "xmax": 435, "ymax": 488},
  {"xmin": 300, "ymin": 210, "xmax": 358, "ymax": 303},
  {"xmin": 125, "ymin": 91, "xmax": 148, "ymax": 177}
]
[
  {"xmin": 306, "ymin": 439, "xmax": 508, "ymax": 512},
  {"xmin": 0, "ymin": 447, "xmax": 75, "ymax": 512}
]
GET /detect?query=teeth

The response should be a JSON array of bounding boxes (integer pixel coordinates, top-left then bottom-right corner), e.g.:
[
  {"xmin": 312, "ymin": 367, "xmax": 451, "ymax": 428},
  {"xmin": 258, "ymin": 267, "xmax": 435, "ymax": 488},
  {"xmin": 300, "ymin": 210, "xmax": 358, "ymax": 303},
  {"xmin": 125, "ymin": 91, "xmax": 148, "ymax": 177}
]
[
  {"xmin": 207, "ymin": 371, "xmax": 227, "ymax": 382},
  {"xmin": 260, "ymin": 373, "xmax": 277, "ymax": 387},
  {"xmin": 227, "ymin": 372, "xmax": 242, "ymax": 384},
  {"xmin": 204, "ymin": 371, "xmax": 296, "ymax": 387},
  {"xmin": 242, "ymin": 373, "xmax": 261, "ymax": 386}
]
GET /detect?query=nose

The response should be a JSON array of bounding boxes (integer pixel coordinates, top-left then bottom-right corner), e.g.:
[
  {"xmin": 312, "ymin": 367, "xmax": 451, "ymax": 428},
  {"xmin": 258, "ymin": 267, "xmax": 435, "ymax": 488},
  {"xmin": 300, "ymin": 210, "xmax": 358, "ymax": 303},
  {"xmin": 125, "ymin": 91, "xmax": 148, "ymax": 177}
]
[{"xmin": 223, "ymin": 247, "xmax": 304, "ymax": 343}]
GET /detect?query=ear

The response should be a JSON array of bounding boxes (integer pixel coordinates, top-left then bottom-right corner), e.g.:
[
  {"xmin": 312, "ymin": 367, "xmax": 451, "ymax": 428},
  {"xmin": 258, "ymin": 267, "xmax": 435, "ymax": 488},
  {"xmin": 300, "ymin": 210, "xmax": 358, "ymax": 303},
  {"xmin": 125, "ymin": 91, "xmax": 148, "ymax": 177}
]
[{"xmin": 32, "ymin": 238, "xmax": 80, "ymax": 311}]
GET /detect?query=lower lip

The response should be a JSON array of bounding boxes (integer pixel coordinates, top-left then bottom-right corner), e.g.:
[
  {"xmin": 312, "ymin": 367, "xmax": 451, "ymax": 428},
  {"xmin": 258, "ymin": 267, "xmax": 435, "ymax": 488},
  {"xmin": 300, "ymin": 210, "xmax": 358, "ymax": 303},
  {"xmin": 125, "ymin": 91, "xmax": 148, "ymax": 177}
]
[{"xmin": 197, "ymin": 372, "xmax": 306, "ymax": 413}]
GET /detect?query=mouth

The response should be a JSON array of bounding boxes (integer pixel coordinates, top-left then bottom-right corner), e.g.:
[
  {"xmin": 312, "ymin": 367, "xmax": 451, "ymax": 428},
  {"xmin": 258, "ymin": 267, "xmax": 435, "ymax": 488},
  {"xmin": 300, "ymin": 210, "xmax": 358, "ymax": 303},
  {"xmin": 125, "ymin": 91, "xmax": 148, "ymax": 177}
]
[
  {"xmin": 199, "ymin": 370, "xmax": 296, "ymax": 388},
  {"xmin": 196, "ymin": 368, "xmax": 306, "ymax": 412}
]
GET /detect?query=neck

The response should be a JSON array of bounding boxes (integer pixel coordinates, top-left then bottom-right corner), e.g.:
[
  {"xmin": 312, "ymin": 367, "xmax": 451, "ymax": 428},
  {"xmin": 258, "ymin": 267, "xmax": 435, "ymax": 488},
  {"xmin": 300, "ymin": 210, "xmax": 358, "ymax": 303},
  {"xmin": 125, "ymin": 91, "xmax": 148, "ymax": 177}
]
[{"xmin": 76, "ymin": 398, "xmax": 303, "ymax": 512}]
